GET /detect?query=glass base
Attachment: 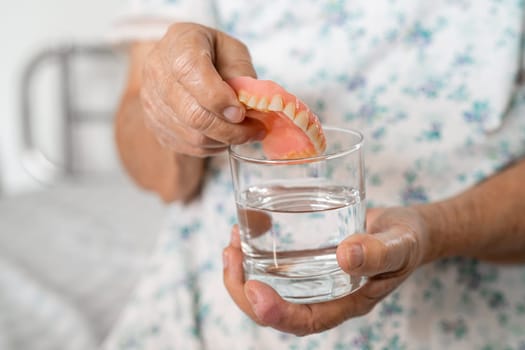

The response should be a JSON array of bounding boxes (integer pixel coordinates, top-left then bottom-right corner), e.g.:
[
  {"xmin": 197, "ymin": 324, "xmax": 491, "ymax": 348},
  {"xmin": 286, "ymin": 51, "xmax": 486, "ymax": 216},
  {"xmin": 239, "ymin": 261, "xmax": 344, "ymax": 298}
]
[{"xmin": 244, "ymin": 261, "xmax": 367, "ymax": 304}]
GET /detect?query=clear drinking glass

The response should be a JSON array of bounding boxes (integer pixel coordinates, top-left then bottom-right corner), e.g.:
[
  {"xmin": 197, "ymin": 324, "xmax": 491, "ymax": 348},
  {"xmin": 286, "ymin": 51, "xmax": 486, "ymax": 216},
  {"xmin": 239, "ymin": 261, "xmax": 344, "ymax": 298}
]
[{"xmin": 229, "ymin": 127, "xmax": 367, "ymax": 303}]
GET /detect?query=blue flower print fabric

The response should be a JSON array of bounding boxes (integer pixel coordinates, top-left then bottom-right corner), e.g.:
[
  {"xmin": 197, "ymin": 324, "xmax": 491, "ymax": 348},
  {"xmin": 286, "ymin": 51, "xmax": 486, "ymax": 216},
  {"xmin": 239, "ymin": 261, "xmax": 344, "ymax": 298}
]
[{"xmin": 104, "ymin": 1, "xmax": 525, "ymax": 349}]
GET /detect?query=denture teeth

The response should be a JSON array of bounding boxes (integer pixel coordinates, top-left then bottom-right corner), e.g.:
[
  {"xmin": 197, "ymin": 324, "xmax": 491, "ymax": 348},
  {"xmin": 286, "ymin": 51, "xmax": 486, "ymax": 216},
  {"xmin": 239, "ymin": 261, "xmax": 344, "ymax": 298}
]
[
  {"xmin": 246, "ymin": 96, "xmax": 258, "ymax": 108},
  {"xmin": 294, "ymin": 111, "xmax": 309, "ymax": 131},
  {"xmin": 310, "ymin": 141, "xmax": 320, "ymax": 154},
  {"xmin": 283, "ymin": 102, "xmax": 296, "ymax": 119},
  {"xmin": 268, "ymin": 95, "xmax": 284, "ymax": 111},
  {"xmin": 256, "ymin": 97, "xmax": 269, "ymax": 110},
  {"xmin": 312, "ymin": 135, "xmax": 324, "ymax": 152},
  {"xmin": 238, "ymin": 91, "xmax": 250, "ymax": 104},
  {"xmin": 306, "ymin": 123, "xmax": 321, "ymax": 146}
]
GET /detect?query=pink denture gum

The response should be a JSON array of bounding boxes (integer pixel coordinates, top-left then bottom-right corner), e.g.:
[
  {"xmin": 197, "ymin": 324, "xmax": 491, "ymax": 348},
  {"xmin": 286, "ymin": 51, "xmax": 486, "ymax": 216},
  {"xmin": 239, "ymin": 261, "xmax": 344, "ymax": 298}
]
[{"xmin": 227, "ymin": 76, "xmax": 326, "ymax": 160}]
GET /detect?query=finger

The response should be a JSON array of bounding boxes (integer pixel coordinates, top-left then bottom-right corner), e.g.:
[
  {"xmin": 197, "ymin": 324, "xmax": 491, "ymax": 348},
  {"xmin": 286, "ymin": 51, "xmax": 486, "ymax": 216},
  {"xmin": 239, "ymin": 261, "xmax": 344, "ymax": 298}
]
[
  {"xmin": 157, "ymin": 134, "xmax": 227, "ymax": 157},
  {"xmin": 223, "ymin": 226, "xmax": 260, "ymax": 322},
  {"xmin": 230, "ymin": 224, "xmax": 241, "ymax": 249},
  {"xmin": 214, "ymin": 32, "xmax": 257, "ymax": 80},
  {"xmin": 144, "ymin": 115, "xmax": 227, "ymax": 157},
  {"xmin": 365, "ymin": 207, "xmax": 384, "ymax": 226},
  {"xmin": 336, "ymin": 228, "xmax": 419, "ymax": 277},
  {"xmin": 364, "ymin": 273, "xmax": 407, "ymax": 300},
  {"xmin": 142, "ymin": 85, "xmax": 230, "ymax": 153},
  {"xmin": 148, "ymin": 118, "xmax": 228, "ymax": 151},
  {"xmin": 145, "ymin": 109, "xmax": 227, "ymax": 150},
  {"xmin": 158, "ymin": 78, "xmax": 266, "ymax": 145},
  {"xmin": 243, "ymin": 280, "xmax": 375, "ymax": 336},
  {"xmin": 167, "ymin": 25, "xmax": 252, "ymax": 123}
]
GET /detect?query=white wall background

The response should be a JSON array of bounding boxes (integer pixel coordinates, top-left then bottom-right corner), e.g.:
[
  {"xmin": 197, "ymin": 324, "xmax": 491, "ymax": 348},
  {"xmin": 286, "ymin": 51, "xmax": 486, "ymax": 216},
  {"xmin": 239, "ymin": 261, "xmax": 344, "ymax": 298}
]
[{"xmin": 0, "ymin": 0, "xmax": 128, "ymax": 195}]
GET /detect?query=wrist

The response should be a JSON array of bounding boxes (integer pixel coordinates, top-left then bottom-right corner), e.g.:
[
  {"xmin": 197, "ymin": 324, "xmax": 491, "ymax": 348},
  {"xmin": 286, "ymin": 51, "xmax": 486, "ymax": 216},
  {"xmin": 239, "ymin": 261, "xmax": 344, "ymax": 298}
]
[
  {"xmin": 412, "ymin": 202, "xmax": 451, "ymax": 264},
  {"xmin": 115, "ymin": 93, "xmax": 206, "ymax": 203},
  {"xmin": 171, "ymin": 153, "xmax": 207, "ymax": 203},
  {"xmin": 414, "ymin": 195, "xmax": 484, "ymax": 263}
]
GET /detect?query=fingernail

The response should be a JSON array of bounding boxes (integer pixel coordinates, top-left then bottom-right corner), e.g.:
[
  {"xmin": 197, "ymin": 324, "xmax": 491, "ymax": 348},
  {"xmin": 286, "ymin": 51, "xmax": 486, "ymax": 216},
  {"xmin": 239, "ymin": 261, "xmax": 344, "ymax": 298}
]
[
  {"xmin": 222, "ymin": 250, "xmax": 230, "ymax": 269},
  {"xmin": 245, "ymin": 287, "xmax": 258, "ymax": 307},
  {"xmin": 347, "ymin": 244, "xmax": 364, "ymax": 270},
  {"xmin": 223, "ymin": 106, "xmax": 243, "ymax": 122}
]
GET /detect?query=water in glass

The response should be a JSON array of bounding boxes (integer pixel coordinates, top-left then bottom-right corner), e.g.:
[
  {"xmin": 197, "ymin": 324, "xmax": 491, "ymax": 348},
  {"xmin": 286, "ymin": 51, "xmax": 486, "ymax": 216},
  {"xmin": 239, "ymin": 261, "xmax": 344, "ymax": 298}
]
[{"xmin": 237, "ymin": 183, "xmax": 367, "ymax": 303}]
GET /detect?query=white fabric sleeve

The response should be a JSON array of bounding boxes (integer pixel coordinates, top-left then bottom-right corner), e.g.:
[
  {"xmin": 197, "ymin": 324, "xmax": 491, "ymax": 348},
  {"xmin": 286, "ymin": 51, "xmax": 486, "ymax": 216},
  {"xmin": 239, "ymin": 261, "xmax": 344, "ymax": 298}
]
[{"xmin": 108, "ymin": 0, "xmax": 217, "ymax": 44}]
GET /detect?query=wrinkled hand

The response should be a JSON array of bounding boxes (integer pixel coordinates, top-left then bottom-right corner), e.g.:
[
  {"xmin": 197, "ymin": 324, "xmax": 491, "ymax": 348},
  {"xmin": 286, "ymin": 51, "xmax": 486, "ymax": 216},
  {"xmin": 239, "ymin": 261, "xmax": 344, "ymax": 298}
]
[
  {"xmin": 222, "ymin": 207, "xmax": 430, "ymax": 336},
  {"xmin": 141, "ymin": 22, "xmax": 265, "ymax": 157}
]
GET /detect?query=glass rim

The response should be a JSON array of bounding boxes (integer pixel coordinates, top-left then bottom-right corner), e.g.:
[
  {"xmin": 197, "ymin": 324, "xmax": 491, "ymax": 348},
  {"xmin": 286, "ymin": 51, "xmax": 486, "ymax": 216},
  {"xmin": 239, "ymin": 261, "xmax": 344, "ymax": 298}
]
[{"xmin": 228, "ymin": 126, "xmax": 364, "ymax": 165}]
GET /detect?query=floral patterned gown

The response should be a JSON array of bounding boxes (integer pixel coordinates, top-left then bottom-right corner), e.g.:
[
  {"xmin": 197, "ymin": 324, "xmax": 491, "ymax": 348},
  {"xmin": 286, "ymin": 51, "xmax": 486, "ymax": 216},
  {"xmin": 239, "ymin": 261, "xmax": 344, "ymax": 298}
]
[{"xmin": 105, "ymin": 1, "xmax": 525, "ymax": 349}]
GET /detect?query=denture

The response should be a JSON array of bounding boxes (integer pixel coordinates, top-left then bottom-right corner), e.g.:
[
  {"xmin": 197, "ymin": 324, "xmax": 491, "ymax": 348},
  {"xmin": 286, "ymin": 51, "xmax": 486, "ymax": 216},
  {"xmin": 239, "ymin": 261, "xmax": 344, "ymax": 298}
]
[{"xmin": 228, "ymin": 76, "xmax": 327, "ymax": 160}]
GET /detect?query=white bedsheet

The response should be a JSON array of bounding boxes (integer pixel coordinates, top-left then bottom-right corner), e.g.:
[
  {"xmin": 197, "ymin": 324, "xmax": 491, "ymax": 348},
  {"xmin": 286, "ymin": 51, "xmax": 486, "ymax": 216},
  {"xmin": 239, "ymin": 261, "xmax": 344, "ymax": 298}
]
[{"xmin": 0, "ymin": 175, "xmax": 164, "ymax": 350}]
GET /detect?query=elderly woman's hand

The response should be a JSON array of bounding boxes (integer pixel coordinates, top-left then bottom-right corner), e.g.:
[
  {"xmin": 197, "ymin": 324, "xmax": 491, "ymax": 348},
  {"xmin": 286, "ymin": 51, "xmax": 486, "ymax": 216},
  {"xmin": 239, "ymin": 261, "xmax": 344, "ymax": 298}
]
[
  {"xmin": 222, "ymin": 207, "xmax": 432, "ymax": 336},
  {"xmin": 141, "ymin": 22, "xmax": 265, "ymax": 157}
]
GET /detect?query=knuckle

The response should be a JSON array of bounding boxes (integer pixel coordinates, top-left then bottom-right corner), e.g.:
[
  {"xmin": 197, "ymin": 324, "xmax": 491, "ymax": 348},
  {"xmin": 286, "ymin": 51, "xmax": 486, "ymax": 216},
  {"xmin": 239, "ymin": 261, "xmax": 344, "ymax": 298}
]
[
  {"xmin": 172, "ymin": 50, "xmax": 199, "ymax": 79},
  {"xmin": 359, "ymin": 302, "xmax": 377, "ymax": 317},
  {"xmin": 167, "ymin": 22, "xmax": 207, "ymax": 39},
  {"xmin": 166, "ymin": 22, "xmax": 185, "ymax": 34},
  {"xmin": 301, "ymin": 308, "xmax": 325, "ymax": 336},
  {"xmin": 171, "ymin": 35, "xmax": 211, "ymax": 81},
  {"xmin": 183, "ymin": 102, "xmax": 215, "ymax": 132},
  {"xmin": 376, "ymin": 242, "xmax": 390, "ymax": 270},
  {"xmin": 403, "ymin": 232, "xmax": 421, "ymax": 268},
  {"xmin": 308, "ymin": 309, "xmax": 344, "ymax": 335},
  {"xmin": 308, "ymin": 319, "xmax": 329, "ymax": 335},
  {"xmin": 355, "ymin": 295, "xmax": 378, "ymax": 316}
]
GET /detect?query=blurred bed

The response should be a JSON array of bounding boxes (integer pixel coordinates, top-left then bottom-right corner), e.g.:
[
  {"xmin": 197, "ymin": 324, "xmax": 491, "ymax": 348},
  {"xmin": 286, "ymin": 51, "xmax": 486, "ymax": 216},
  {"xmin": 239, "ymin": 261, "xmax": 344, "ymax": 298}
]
[{"xmin": 0, "ymin": 44, "xmax": 164, "ymax": 350}]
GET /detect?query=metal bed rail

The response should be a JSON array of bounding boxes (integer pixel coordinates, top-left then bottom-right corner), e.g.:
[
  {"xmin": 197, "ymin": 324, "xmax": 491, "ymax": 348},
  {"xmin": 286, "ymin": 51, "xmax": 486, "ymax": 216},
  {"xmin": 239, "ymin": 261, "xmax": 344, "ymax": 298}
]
[{"xmin": 19, "ymin": 43, "xmax": 125, "ymax": 184}]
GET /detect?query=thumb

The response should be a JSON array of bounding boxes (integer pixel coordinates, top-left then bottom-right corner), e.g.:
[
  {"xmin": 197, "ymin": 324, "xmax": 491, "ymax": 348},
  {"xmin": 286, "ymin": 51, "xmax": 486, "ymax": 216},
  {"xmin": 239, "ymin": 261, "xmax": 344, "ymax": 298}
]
[
  {"xmin": 336, "ymin": 228, "xmax": 419, "ymax": 277},
  {"xmin": 215, "ymin": 31, "xmax": 257, "ymax": 80}
]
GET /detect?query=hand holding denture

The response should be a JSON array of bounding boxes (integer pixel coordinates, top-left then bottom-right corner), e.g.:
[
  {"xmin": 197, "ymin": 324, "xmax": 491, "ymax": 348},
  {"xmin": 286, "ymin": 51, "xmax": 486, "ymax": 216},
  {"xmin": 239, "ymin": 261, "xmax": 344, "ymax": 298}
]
[
  {"xmin": 139, "ymin": 22, "xmax": 265, "ymax": 157},
  {"xmin": 140, "ymin": 23, "xmax": 326, "ymax": 160}
]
